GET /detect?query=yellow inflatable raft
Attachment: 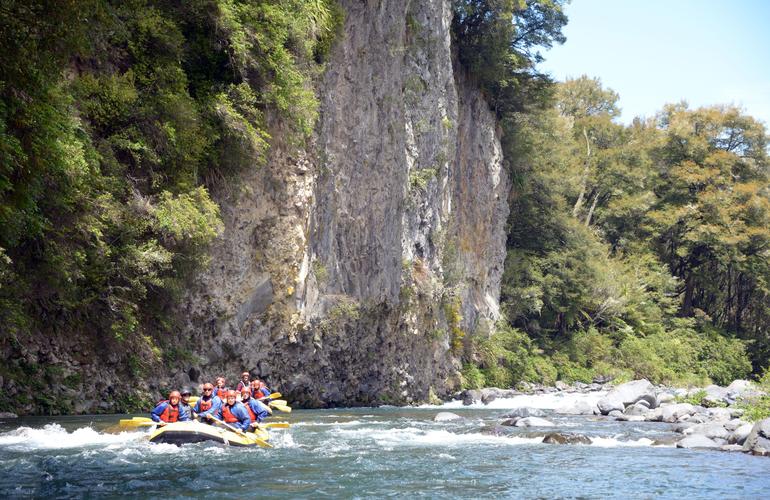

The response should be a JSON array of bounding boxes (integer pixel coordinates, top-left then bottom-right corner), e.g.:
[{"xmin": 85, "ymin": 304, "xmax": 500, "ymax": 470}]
[{"xmin": 148, "ymin": 420, "xmax": 270, "ymax": 447}]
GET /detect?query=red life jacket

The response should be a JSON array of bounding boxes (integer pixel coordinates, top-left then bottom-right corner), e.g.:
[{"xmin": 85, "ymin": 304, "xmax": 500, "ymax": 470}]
[
  {"xmin": 242, "ymin": 399, "xmax": 257, "ymax": 421},
  {"xmin": 198, "ymin": 397, "xmax": 213, "ymax": 412},
  {"xmin": 159, "ymin": 402, "xmax": 179, "ymax": 423},
  {"xmin": 222, "ymin": 403, "xmax": 238, "ymax": 423},
  {"xmin": 214, "ymin": 387, "xmax": 228, "ymax": 399}
]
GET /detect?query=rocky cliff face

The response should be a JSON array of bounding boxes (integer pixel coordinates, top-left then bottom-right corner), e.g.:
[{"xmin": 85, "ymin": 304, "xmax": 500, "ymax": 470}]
[{"xmin": 171, "ymin": 0, "xmax": 509, "ymax": 407}]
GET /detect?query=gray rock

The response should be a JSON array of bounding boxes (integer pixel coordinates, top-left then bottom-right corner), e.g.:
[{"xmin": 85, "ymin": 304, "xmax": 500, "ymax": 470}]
[
  {"xmin": 556, "ymin": 400, "xmax": 597, "ymax": 415},
  {"xmin": 597, "ymin": 379, "xmax": 655, "ymax": 415},
  {"xmin": 683, "ymin": 422, "xmax": 730, "ymax": 440},
  {"xmin": 0, "ymin": 412, "xmax": 18, "ymax": 419},
  {"xmin": 554, "ymin": 381, "xmax": 569, "ymax": 391},
  {"xmin": 542, "ymin": 432, "xmax": 591, "ymax": 445},
  {"xmin": 503, "ymin": 407, "xmax": 545, "ymax": 419},
  {"xmin": 644, "ymin": 407, "xmax": 664, "ymax": 422},
  {"xmin": 624, "ymin": 402, "xmax": 650, "ymax": 416},
  {"xmin": 433, "ymin": 412, "xmax": 462, "ymax": 422},
  {"xmin": 723, "ymin": 419, "xmax": 747, "ymax": 432},
  {"xmin": 676, "ymin": 435, "xmax": 721, "ymax": 449},
  {"xmin": 728, "ymin": 423, "xmax": 754, "ymax": 445},
  {"xmin": 742, "ymin": 418, "xmax": 770, "ymax": 456},
  {"xmin": 661, "ymin": 403, "xmax": 696, "ymax": 423},
  {"xmin": 499, "ymin": 419, "xmax": 519, "ymax": 427},
  {"xmin": 656, "ymin": 392, "xmax": 676, "ymax": 406},
  {"xmin": 615, "ymin": 414, "xmax": 645, "ymax": 422},
  {"xmin": 514, "ymin": 417, "xmax": 555, "ymax": 428},
  {"xmin": 461, "ymin": 390, "xmax": 482, "ymax": 406},
  {"xmin": 702, "ymin": 385, "xmax": 730, "ymax": 406},
  {"xmin": 608, "ymin": 410, "xmax": 623, "ymax": 418},
  {"xmin": 706, "ymin": 407, "xmax": 732, "ymax": 422},
  {"xmin": 720, "ymin": 444, "xmax": 745, "ymax": 452}
]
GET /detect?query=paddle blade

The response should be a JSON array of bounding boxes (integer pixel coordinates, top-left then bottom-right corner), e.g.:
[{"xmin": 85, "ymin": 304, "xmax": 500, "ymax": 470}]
[
  {"xmin": 257, "ymin": 422, "xmax": 290, "ymax": 429},
  {"xmin": 119, "ymin": 419, "xmax": 157, "ymax": 428},
  {"xmin": 269, "ymin": 403, "xmax": 292, "ymax": 413}
]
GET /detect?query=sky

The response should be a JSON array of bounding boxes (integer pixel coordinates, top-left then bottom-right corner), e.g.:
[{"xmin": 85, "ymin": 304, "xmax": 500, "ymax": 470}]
[{"xmin": 538, "ymin": 0, "xmax": 770, "ymax": 126}]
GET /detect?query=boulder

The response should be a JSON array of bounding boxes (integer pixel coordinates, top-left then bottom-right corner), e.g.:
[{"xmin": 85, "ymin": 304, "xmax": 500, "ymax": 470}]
[
  {"xmin": 644, "ymin": 407, "xmax": 664, "ymax": 422},
  {"xmin": 433, "ymin": 412, "xmax": 462, "ymax": 422},
  {"xmin": 724, "ymin": 419, "xmax": 747, "ymax": 432},
  {"xmin": 720, "ymin": 444, "xmax": 745, "ymax": 452},
  {"xmin": 661, "ymin": 403, "xmax": 696, "ymax": 423},
  {"xmin": 542, "ymin": 432, "xmax": 592, "ymax": 445},
  {"xmin": 728, "ymin": 423, "xmax": 754, "ymax": 445},
  {"xmin": 0, "ymin": 412, "xmax": 17, "ymax": 419},
  {"xmin": 742, "ymin": 418, "xmax": 770, "ymax": 456},
  {"xmin": 556, "ymin": 400, "xmax": 597, "ymax": 415},
  {"xmin": 597, "ymin": 379, "xmax": 655, "ymax": 415},
  {"xmin": 683, "ymin": 422, "xmax": 730, "ymax": 440},
  {"xmin": 656, "ymin": 392, "xmax": 676, "ymax": 406},
  {"xmin": 706, "ymin": 408, "xmax": 732, "ymax": 422},
  {"xmin": 461, "ymin": 389, "xmax": 482, "ymax": 406},
  {"xmin": 608, "ymin": 410, "xmax": 623, "ymax": 418},
  {"xmin": 514, "ymin": 417, "xmax": 555, "ymax": 428},
  {"xmin": 726, "ymin": 380, "xmax": 754, "ymax": 398},
  {"xmin": 554, "ymin": 381, "xmax": 570, "ymax": 391},
  {"xmin": 676, "ymin": 435, "xmax": 721, "ymax": 449},
  {"xmin": 624, "ymin": 402, "xmax": 650, "ymax": 416},
  {"xmin": 503, "ymin": 407, "xmax": 545, "ymax": 419},
  {"xmin": 702, "ymin": 385, "xmax": 730, "ymax": 406},
  {"xmin": 615, "ymin": 414, "xmax": 645, "ymax": 422}
]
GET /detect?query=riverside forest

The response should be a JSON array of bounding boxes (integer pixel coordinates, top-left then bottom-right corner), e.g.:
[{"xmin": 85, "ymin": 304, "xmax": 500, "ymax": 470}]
[{"xmin": 1, "ymin": 0, "xmax": 769, "ymax": 422}]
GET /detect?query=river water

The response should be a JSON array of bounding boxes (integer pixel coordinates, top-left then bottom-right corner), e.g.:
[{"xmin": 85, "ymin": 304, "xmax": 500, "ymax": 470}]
[{"xmin": 1, "ymin": 392, "xmax": 768, "ymax": 498}]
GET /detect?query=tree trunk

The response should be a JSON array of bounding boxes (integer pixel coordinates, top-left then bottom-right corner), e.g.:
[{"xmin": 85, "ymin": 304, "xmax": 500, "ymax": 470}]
[
  {"xmin": 572, "ymin": 127, "xmax": 591, "ymax": 217},
  {"xmin": 585, "ymin": 190, "xmax": 600, "ymax": 226}
]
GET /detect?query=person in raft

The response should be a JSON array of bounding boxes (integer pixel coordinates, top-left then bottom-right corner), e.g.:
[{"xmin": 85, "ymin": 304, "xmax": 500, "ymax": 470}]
[
  {"xmin": 213, "ymin": 377, "xmax": 229, "ymax": 399},
  {"xmin": 251, "ymin": 379, "xmax": 272, "ymax": 400},
  {"xmin": 240, "ymin": 388, "xmax": 270, "ymax": 427},
  {"xmin": 235, "ymin": 372, "xmax": 251, "ymax": 393},
  {"xmin": 208, "ymin": 389, "xmax": 251, "ymax": 432},
  {"xmin": 193, "ymin": 382, "xmax": 222, "ymax": 419},
  {"xmin": 178, "ymin": 388, "xmax": 194, "ymax": 421},
  {"xmin": 151, "ymin": 390, "xmax": 184, "ymax": 425}
]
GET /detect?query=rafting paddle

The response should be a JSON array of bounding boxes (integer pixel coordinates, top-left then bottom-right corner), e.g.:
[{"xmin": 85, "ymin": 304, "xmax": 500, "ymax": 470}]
[
  {"xmin": 207, "ymin": 415, "xmax": 272, "ymax": 448},
  {"xmin": 268, "ymin": 401, "xmax": 292, "ymax": 413}
]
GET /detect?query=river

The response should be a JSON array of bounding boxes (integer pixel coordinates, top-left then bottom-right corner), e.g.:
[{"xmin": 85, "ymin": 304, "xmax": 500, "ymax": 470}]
[{"xmin": 1, "ymin": 392, "xmax": 768, "ymax": 498}]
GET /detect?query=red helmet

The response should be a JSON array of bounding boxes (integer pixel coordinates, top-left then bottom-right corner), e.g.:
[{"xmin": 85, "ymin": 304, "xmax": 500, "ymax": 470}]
[
  {"xmin": 169, "ymin": 390, "xmax": 181, "ymax": 400},
  {"xmin": 241, "ymin": 388, "xmax": 251, "ymax": 397},
  {"xmin": 226, "ymin": 389, "xmax": 237, "ymax": 398}
]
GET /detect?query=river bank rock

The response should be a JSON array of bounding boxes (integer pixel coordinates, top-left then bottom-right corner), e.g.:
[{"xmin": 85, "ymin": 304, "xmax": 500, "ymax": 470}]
[
  {"xmin": 742, "ymin": 418, "xmax": 770, "ymax": 456},
  {"xmin": 556, "ymin": 400, "xmax": 598, "ymax": 415},
  {"xmin": 433, "ymin": 412, "xmax": 462, "ymax": 422},
  {"xmin": 660, "ymin": 403, "xmax": 697, "ymax": 423},
  {"xmin": 676, "ymin": 435, "xmax": 721, "ymax": 449},
  {"xmin": 458, "ymin": 388, "xmax": 520, "ymax": 406},
  {"xmin": 0, "ymin": 412, "xmax": 18, "ymax": 419},
  {"xmin": 597, "ymin": 379, "xmax": 655, "ymax": 415},
  {"xmin": 542, "ymin": 432, "xmax": 591, "ymax": 445}
]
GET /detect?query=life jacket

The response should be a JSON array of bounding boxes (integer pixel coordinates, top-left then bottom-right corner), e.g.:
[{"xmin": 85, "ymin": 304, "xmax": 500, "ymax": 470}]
[
  {"xmin": 158, "ymin": 401, "xmax": 179, "ymax": 423},
  {"xmin": 242, "ymin": 399, "xmax": 257, "ymax": 421},
  {"xmin": 214, "ymin": 387, "xmax": 228, "ymax": 399},
  {"xmin": 198, "ymin": 396, "xmax": 213, "ymax": 412},
  {"xmin": 222, "ymin": 403, "xmax": 238, "ymax": 423}
]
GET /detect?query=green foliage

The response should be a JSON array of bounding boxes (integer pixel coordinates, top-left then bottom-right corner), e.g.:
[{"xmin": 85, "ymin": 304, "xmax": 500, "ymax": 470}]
[
  {"xmin": 461, "ymin": 363, "xmax": 486, "ymax": 389},
  {"xmin": 443, "ymin": 295, "xmax": 466, "ymax": 354},
  {"xmin": 0, "ymin": 0, "xmax": 340, "ymax": 406}
]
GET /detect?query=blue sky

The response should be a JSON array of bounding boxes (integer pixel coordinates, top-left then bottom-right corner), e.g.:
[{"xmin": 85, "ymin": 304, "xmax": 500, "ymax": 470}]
[{"xmin": 539, "ymin": 0, "xmax": 770, "ymax": 126}]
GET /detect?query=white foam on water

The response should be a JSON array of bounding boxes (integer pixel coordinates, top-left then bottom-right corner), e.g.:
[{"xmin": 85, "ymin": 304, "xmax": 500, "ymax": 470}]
[
  {"xmin": 293, "ymin": 420, "xmax": 389, "ymax": 427},
  {"xmin": 329, "ymin": 424, "xmax": 666, "ymax": 450},
  {"xmin": 423, "ymin": 391, "xmax": 608, "ymax": 410},
  {"xmin": 0, "ymin": 424, "xmax": 145, "ymax": 451}
]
